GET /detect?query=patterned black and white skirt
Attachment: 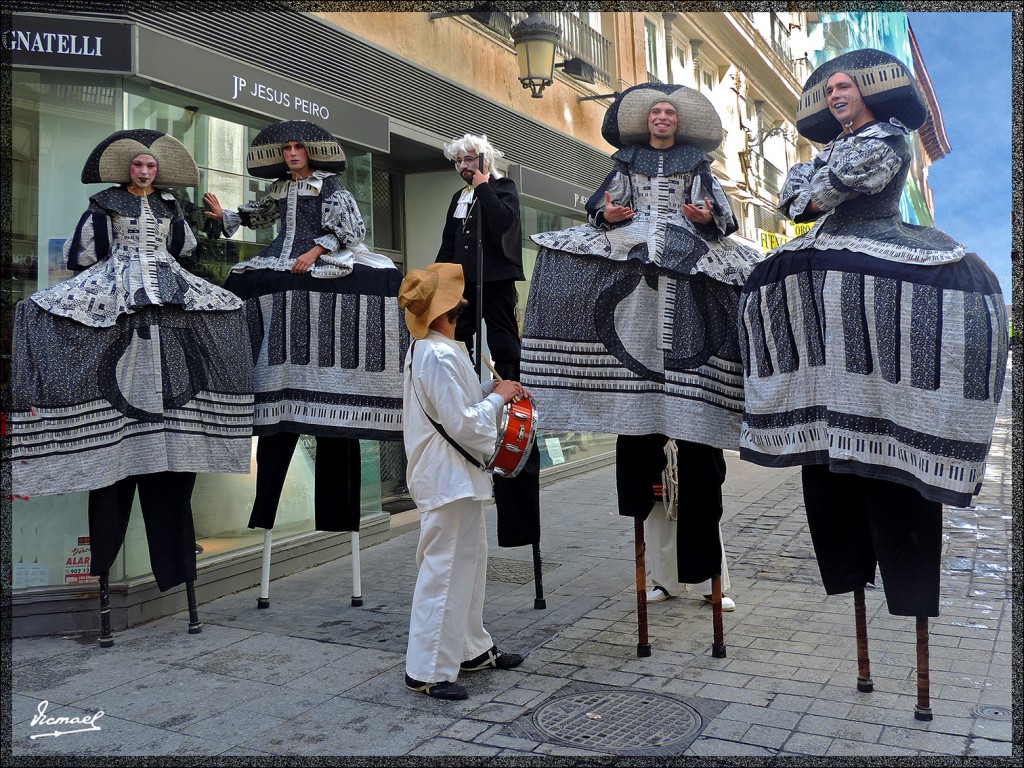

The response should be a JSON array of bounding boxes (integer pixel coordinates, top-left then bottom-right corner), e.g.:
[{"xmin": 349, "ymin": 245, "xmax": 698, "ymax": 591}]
[
  {"xmin": 738, "ymin": 247, "xmax": 1008, "ymax": 506},
  {"xmin": 224, "ymin": 264, "xmax": 408, "ymax": 441},
  {"xmin": 9, "ymin": 302, "xmax": 254, "ymax": 498},
  {"xmin": 521, "ymin": 247, "xmax": 746, "ymax": 450}
]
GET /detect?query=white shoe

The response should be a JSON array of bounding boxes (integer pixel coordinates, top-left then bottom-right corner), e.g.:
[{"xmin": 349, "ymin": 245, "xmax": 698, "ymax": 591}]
[
  {"xmin": 703, "ymin": 595, "xmax": 736, "ymax": 611},
  {"xmin": 646, "ymin": 586, "xmax": 672, "ymax": 603}
]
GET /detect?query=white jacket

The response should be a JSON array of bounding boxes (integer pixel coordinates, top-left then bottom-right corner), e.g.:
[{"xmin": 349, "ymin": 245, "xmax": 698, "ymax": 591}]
[{"xmin": 403, "ymin": 331, "xmax": 503, "ymax": 512}]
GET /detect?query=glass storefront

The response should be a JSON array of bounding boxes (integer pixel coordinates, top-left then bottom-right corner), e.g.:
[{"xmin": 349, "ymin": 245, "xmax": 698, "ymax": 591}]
[
  {"xmin": 517, "ymin": 206, "xmax": 617, "ymax": 471},
  {"xmin": 8, "ymin": 69, "xmax": 385, "ymax": 590}
]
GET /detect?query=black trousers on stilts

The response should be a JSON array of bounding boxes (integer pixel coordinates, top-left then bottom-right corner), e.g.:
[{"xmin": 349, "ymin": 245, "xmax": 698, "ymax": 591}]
[
  {"xmin": 455, "ymin": 279, "xmax": 522, "ymax": 372},
  {"xmin": 801, "ymin": 465, "xmax": 942, "ymax": 617},
  {"xmin": 616, "ymin": 434, "xmax": 726, "ymax": 584},
  {"xmin": 248, "ymin": 432, "xmax": 362, "ymax": 532},
  {"xmin": 88, "ymin": 471, "xmax": 198, "ymax": 592}
]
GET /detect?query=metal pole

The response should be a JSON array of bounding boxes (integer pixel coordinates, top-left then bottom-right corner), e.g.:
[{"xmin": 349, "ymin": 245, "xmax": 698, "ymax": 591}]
[{"xmin": 474, "ymin": 156, "xmax": 485, "ymax": 378}]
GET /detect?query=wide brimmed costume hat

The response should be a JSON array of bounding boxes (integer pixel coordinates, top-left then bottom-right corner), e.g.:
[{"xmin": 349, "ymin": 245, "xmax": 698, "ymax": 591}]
[
  {"xmin": 81, "ymin": 129, "xmax": 200, "ymax": 187},
  {"xmin": 246, "ymin": 119, "xmax": 347, "ymax": 179},
  {"xmin": 796, "ymin": 48, "xmax": 929, "ymax": 144},
  {"xmin": 602, "ymin": 83, "xmax": 723, "ymax": 151},
  {"xmin": 399, "ymin": 263, "xmax": 465, "ymax": 340}
]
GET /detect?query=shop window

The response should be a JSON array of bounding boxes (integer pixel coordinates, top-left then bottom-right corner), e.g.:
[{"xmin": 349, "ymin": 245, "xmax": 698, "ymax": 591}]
[{"xmin": 8, "ymin": 73, "xmax": 386, "ymax": 591}]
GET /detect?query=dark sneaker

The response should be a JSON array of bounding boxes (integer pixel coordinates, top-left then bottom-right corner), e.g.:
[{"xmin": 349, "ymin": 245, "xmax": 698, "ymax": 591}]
[
  {"xmin": 460, "ymin": 646, "xmax": 525, "ymax": 672},
  {"xmin": 405, "ymin": 674, "xmax": 468, "ymax": 700}
]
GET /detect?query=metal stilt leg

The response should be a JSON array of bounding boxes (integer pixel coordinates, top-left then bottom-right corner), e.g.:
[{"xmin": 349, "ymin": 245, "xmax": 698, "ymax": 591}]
[
  {"xmin": 257, "ymin": 528, "xmax": 272, "ymax": 609},
  {"xmin": 711, "ymin": 573, "xmax": 726, "ymax": 658},
  {"xmin": 186, "ymin": 580, "xmax": 202, "ymax": 634},
  {"xmin": 351, "ymin": 531, "xmax": 363, "ymax": 607},
  {"xmin": 854, "ymin": 587, "xmax": 874, "ymax": 692},
  {"xmin": 98, "ymin": 572, "xmax": 114, "ymax": 648}
]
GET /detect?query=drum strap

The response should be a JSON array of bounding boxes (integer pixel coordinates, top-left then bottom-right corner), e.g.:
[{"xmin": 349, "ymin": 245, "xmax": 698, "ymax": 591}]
[{"xmin": 409, "ymin": 341, "xmax": 487, "ymax": 470}]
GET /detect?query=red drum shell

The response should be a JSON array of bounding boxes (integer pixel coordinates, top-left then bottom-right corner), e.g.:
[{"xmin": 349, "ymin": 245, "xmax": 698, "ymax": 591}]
[{"xmin": 486, "ymin": 396, "xmax": 537, "ymax": 478}]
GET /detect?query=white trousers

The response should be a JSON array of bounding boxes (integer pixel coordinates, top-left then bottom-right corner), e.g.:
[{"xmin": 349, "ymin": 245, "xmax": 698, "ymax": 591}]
[
  {"xmin": 406, "ymin": 497, "xmax": 493, "ymax": 683},
  {"xmin": 645, "ymin": 501, "xmax": 730, "ymax": 597}
]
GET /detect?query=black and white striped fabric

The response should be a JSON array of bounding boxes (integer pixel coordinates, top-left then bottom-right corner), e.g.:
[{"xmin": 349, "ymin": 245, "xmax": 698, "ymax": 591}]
[
  {"xmin": 739, "ymin": 247, "xmax": 1007, "ymax": 507},
  {"xmin": 225, "ymin": 264, "xmax": 408, "ymax": 440}
]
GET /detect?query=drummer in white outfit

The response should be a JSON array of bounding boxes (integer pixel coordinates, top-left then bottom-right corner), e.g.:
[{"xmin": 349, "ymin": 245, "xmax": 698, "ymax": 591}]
[{"xmin": 399, "ymin": 263, "xmax": 526, "ymax": 701}]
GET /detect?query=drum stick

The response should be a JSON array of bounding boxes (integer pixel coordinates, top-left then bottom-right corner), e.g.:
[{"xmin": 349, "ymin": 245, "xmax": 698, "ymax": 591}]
[{"xmin": 482, "ymin": 355, "xmax": 502, "ymax": 381}]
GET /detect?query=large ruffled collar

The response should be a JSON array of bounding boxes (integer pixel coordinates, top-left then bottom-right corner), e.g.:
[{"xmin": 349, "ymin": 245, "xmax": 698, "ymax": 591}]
[
  {"xmin": 822, "ymin": 119, "xmax": 910, "ymax": 153},
  {"xmin": 90, "ymin": 186, "xmax": 177, "ymax": 217},
  {"xmin": 267, "ymin": 169, "xmax": 335, "ymax": 199},
  {"xmin": 612, "ymin": 143, "xmax": 711, "ymax": 176}
]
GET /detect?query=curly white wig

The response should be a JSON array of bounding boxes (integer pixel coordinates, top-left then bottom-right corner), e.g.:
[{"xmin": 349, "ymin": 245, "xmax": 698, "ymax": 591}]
[{"xmin": 442, "ymin": 133, "xmax": 505, "ymax": 177}]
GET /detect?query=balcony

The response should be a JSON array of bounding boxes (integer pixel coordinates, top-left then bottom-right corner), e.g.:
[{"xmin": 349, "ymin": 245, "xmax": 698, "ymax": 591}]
[
  {"xmin": 473, "ymin": 10, "xmax": 612, "ymax": 86},
  {"xmin": 746, "ymin": 149, "xmax": 782, "ymax": 197}
]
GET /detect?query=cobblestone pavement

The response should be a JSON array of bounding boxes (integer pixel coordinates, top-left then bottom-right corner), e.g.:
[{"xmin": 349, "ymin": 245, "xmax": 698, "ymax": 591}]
[{"xmin": 9, "ymin": 361, "xmax": 1014, "ymax": 760}]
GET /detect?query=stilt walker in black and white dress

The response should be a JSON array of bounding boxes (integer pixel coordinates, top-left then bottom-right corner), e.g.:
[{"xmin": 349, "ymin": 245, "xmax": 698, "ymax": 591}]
[
  {"xmin": 521, "ymin": 85, "xmax": 764, "ymax": 657},
  {"xmin": 738, "ymin": 49, "xmax": 1008, "ymax": 719},
  {"xmin": 205, "ymin": 120, "xmax": 407, "ymax": 609},
  {"xmin": 8, "ymin": 130, "xmax": 254, "ymax": 646}
]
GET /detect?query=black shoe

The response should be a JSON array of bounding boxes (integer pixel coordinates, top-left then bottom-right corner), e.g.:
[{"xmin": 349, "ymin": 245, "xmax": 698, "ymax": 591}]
[
  {"xmin": 405, "ymin": 674, "xmax": 468, "ymax": 700},
  {"xmin": 460, "ymin": 646, "xmax": 525, "ymax": 672}
]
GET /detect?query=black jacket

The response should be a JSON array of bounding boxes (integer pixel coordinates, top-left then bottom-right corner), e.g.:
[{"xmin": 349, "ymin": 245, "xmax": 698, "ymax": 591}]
[{"xmin": 436, "ymin": 176, "xmax": 524, "ymax": 282}]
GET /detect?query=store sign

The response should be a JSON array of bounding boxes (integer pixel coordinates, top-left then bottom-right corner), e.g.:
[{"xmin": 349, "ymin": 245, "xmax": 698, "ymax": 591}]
[
  {"xmin": 757, "ymin": 229, "xmax": 792, "ymax": 253},
  {"xmin": 508, "ymin": 164, "xmax": 596, "ymax": 216},
  {"xmin": 136, "ymin": 26, "xmax": 389, "ymax": 153},
  {"xmin": 8, "ymin": 14, "xmax": 132, "ymax": 73}
]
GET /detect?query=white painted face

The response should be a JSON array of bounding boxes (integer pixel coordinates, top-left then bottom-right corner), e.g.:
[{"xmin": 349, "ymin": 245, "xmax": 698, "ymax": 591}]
[
  {"xmin": 129, "ymin": 154, "xmax": 158, "ymax": 190},
  {"xmin": 282, "ymin": 141, "xmax": 310, "ymax": 175}
]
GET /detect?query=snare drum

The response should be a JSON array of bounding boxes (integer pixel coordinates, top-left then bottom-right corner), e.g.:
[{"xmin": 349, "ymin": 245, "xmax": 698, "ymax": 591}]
[{"xmin": 486, "ymin": 396, "xmax": 538, "ymax": 478}]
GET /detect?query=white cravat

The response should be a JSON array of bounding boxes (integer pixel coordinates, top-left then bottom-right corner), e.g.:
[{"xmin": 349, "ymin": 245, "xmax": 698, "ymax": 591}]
[{"xmin": 454, "ymin": 186, "xmax": 475, "ymax": 219}]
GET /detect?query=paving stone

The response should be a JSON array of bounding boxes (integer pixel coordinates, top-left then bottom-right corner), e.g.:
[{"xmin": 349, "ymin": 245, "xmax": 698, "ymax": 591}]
[
  {"xmin": 966, "ymin": 736, "xmax": 1014, "ymax": 756},
  {"xmin": 686, "ymin": 737, "xmax": 777, "ymax": 756},
  {"xmin": 878, "ymin": 726, "xmax": 970, "ymax": 754},
  {"xmin": 780, "ymin": 731, "xmax": 833, "ymax": 755},
  {"xmin": 408, "ymin": 737, "xmax": 502, "ymax": 757}
]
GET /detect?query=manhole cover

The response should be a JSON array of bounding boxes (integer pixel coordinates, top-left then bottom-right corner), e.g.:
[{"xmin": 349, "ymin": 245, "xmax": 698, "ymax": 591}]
[
  {"xmin": 974, "ymin": 705, "xmax": 1011, "ymax": 721},
  {"xmin": 487, "ymin": 557, "xmax": 559, "ymax": 584},
  {"xmin": 529, "ymin": 689, "xmax": 702, "ymax": 754}
]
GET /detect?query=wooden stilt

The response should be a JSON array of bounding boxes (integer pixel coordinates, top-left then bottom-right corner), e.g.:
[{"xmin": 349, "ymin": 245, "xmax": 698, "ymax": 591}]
[
  {"xmin": 634, "ymin": 517, "xmax": 651, "ymax": 657},
  {"xmin": 185, "ymin": 580, "xmax": 202, "ymax": 634},
  {"xmin": 351, "ymin": 531, "xmax": 363, "ymax": 607},
  {"xmin": 532, "ymin": 542, "xmax": 546, "ymax": 609},
  {"xmin": 711, "ymin": 573, "xmax": 726, "ymax": 658},
  {"xmin": 854, "ymin": 587, "xmax": 873, "ymax": 692},
  {"xmin": 98, "ymin": 572, "xmax": 114, "ymax": 648},
  {"xmin": 257, "ymin": 528, "xmax": 272, "ymax": 608},
  {"xmin": 915, "ymin": 616, "xmax": 932, "ymax": 720}
]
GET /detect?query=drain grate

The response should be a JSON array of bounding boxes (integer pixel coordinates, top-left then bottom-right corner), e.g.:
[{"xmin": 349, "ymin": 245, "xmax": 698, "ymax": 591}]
[
  {"xmin": 973, "ymin": 705, "xmax": 1011, "ymax": 721},
  {"xmin": 507, "ymin": 681, "xmax": 722, "ymax": 756},
  {"xmin": 487, "ymin": 557, "xmax": 560, "ymax": 585}
]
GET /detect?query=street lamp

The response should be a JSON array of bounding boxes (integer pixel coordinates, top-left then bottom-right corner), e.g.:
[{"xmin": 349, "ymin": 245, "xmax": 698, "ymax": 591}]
[{"xmin": 511, "ymin": 11, "xmax": 561, "ymax": 98}]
